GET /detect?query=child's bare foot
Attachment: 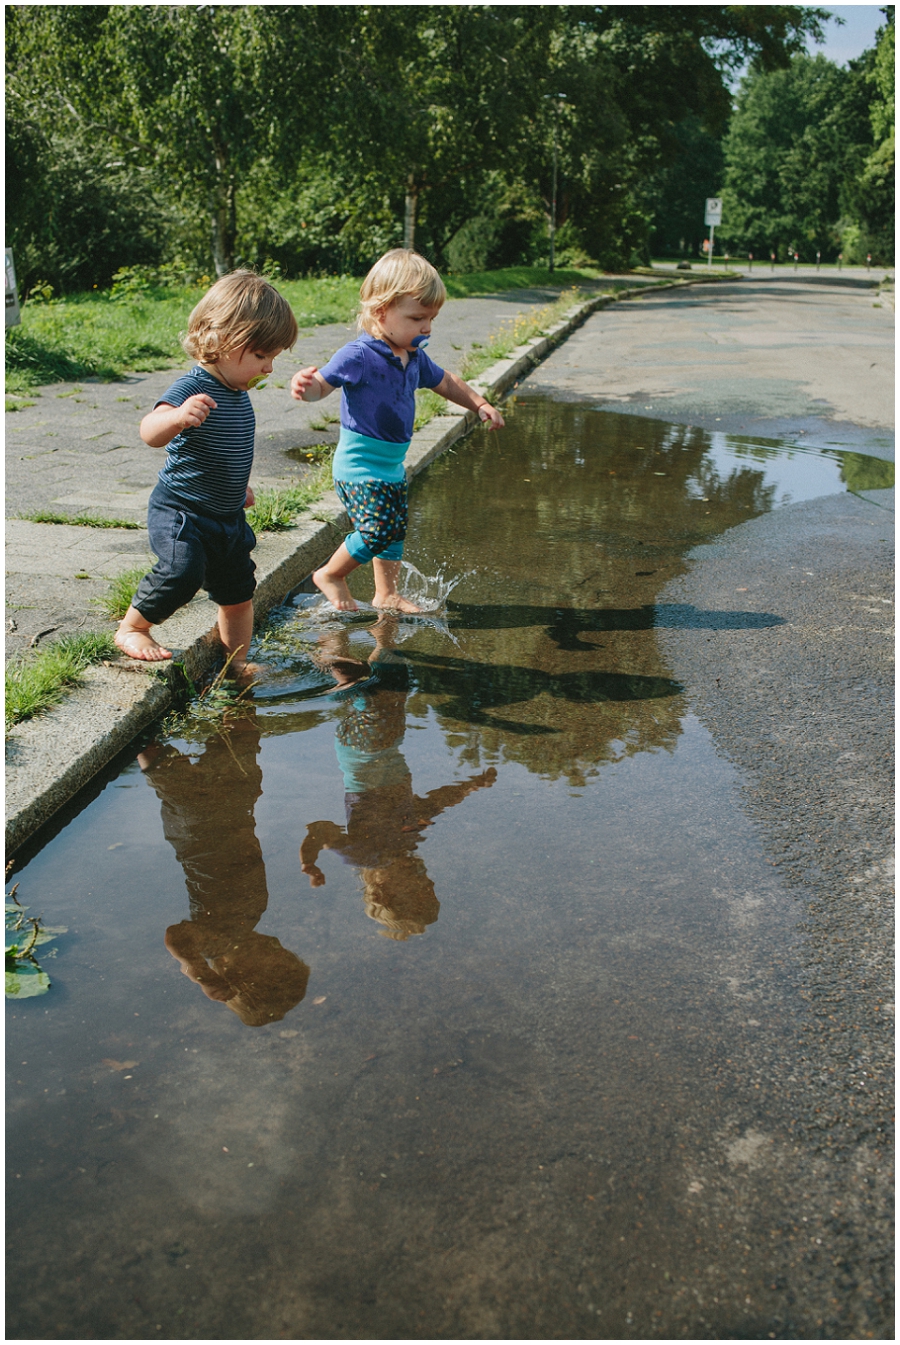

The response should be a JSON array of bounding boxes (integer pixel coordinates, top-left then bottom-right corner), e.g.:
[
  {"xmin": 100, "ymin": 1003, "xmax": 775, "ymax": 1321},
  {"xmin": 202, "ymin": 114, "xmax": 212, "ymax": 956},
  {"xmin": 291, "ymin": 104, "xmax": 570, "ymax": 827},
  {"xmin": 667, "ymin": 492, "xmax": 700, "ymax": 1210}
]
[
  {"xmin": 223, "ymin": 660, "xmax": 267, "ymax": 685},
  {"xmin": 115, "ymin": 628, "xmax": 172, "ymax": 661},
  {"xmin": 373, "ymin": 593, "xmax": 422, "ymax": 614},
  {"xmin": 313, "ymin": 567, "xmax": 358, "ymax": 611}
]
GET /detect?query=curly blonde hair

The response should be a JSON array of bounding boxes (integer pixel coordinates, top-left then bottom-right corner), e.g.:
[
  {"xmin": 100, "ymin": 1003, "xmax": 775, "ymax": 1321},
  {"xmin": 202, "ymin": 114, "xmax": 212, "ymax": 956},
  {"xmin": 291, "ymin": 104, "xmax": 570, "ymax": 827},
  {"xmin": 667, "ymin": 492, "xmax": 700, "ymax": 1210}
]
[
  {"xmin": 358, "ymin": 249, "xmax": 447, "ymax": 335},
  {"xmin": 182, "ymin": 271, "xmax": 298, "ymax": 363}
]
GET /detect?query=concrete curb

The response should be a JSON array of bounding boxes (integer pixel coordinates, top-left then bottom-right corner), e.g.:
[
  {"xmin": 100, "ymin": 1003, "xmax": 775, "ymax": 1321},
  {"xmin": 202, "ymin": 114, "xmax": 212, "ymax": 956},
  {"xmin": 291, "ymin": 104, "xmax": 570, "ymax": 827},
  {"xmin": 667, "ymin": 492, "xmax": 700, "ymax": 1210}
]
[{"xmin": 4, "ymin": 275, "xmax": 711, "ymax": 854}]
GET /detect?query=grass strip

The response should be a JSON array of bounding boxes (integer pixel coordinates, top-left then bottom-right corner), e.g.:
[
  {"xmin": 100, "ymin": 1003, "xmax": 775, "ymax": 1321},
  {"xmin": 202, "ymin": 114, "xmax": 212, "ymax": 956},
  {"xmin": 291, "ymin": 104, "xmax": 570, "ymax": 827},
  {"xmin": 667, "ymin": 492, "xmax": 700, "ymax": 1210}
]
[
  {"xmin": 246, "ymin": 452, "xmax": 335, "ymax": 532},
  {"xmin": 459, "ymin": 286, "xmax": 587, "ymax": 381},
  {"xmin": 20, "ymin": 510, "xmax": 142, "ymax": 529},
  {"xmin": 6, "ymin": 633, "xmax": 117, "ymax": 731},
  {"xmin": 5, "ymin": 267, "xmax": 616, "ymax": 395},
  {"xmin": 94, "ymin": 566, "xmax": 150, "ymax": 620}
]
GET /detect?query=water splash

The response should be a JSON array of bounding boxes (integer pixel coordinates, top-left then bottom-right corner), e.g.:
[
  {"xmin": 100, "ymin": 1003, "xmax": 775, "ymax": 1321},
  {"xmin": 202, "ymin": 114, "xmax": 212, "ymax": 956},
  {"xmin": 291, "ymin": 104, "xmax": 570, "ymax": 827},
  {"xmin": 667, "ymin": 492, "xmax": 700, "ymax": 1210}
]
[{"xmin": 396, "ymin": 561, "xmax": 471, "ymax": 613}]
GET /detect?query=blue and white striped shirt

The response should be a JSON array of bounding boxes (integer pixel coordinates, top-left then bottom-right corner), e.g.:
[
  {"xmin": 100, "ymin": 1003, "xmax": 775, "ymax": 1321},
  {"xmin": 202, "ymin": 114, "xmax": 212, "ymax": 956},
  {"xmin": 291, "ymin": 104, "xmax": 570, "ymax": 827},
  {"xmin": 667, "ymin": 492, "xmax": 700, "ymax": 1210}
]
[{"xmin": 155, "ymin": 366, "xmax": 255, "ymax": 516}]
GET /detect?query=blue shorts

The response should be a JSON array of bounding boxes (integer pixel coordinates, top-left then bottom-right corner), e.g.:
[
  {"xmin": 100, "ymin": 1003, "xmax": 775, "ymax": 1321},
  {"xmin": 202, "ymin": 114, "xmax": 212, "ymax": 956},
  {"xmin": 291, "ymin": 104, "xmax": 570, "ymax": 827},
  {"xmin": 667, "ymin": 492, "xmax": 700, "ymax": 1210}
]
[
  {"xmin": 335, "ymin": 478, "xmax": 407, "ymax": 563},
  {"xmin": 132, "ymin": 483, "xmax": 257, "ymax": 624}
]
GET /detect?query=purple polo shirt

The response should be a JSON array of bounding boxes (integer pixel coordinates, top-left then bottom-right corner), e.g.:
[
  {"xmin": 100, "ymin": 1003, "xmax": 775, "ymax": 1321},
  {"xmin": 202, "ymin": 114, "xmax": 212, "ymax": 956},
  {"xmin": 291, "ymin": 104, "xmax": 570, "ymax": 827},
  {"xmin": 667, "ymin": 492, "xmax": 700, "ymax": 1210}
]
[{"xmin": 320, "ymin": 332, "xmax": 444, "ymax": 441}]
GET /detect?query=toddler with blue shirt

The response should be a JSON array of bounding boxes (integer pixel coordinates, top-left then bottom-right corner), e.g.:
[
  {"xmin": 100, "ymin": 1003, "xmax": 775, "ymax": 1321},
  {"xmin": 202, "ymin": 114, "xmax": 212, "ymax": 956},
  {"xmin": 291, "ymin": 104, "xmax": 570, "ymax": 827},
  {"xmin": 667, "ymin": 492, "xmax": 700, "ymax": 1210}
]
[
  {"xmin": 115, "ymin": 271, "xmax": 297, "ymax": 672},
  {"xmin": 291, "ymin": 249, "xmax": 504, "ymax": 612}
]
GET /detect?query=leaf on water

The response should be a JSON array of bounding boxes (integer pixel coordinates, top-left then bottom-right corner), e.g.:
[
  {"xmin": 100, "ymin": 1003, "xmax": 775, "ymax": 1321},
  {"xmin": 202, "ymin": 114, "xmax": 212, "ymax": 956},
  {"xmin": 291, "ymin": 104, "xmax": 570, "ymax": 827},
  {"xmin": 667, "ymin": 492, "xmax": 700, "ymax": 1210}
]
[
  {"xmin": 6, "ymin": 963, "xmax": 51, "ymax": 998},
  {"xmin": 312, "ymin": 995, "xmax": 326, "ymax": 1005}
]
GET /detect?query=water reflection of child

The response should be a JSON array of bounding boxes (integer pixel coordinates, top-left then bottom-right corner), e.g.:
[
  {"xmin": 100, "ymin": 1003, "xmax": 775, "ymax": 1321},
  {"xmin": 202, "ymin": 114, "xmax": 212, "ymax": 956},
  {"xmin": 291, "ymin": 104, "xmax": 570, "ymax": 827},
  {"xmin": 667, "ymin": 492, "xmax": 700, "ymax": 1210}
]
[
  {"xmin": 301, "ymin": 617, "xmax": 496, "ymax": 939},
  {"xmin": 139, "ymin": 718, "xmax": 309, "ymax": 1025}
]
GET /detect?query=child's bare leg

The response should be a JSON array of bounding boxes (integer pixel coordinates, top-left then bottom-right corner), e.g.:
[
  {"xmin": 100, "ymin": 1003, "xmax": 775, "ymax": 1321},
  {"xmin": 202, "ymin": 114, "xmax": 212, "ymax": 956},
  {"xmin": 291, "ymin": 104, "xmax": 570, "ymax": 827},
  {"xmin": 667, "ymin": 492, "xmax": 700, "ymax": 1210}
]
[
  {"xmin": 217, "ymin": 600, "xmax": 255, "ymax": 674},
  {"xmin": 372, "ymin": 558, "xmax": 421, "ymax": 613},
  {"xmin": 115, "ymin": 605, "xmax": 172, "ymax": 661},
  {"xmin": 313, "ymin": 543, "xmax": 360, "ymax": 611},
  {"xmin": 312, "ymin": 630, "xmax": 369, "ymax": 687}
]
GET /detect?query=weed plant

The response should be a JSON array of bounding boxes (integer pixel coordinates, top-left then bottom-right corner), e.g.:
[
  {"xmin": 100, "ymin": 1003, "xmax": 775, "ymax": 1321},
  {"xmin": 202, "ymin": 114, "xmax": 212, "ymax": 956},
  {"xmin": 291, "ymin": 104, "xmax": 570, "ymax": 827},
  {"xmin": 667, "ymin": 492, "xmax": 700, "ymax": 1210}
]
[
  {"xmin": 246, "ymin": 452, "xmax": 334, "ymax": 532},
  {"xmin": 5, "ymin": 632, "xmax": 117, "ymax": 730},
  {"xmin": 159, "ymin": 654, "xmax": 257, "ymax": 744},
  {"xmin": 95, "ymin": 566, "xmax": 151, "ymax": 620},
  {"xmin": 460, "ymin": 288, "xmax": 586, "ymax": 380},
  {"xmin": 20, "ymin": 510, "xmax": 141, "ymax": 529}
]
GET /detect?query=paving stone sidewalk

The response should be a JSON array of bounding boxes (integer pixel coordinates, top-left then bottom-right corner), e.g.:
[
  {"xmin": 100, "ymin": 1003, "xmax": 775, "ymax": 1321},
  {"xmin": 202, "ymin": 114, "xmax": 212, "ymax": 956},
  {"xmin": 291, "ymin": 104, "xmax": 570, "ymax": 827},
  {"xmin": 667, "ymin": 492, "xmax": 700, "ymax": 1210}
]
[{"xmin": 6, "ymin": 277, "xmax": 653, "ymax": 664}]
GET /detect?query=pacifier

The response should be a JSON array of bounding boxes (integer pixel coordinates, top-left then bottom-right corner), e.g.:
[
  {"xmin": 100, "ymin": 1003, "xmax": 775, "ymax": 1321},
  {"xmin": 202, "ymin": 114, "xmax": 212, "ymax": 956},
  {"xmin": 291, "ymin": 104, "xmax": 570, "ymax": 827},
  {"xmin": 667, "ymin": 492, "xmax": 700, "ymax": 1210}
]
[
  {"xmin": 247, "ymin": 375, "xmax": 268, "ymax": 390},
  {"xmin": 411, "ymin": 335, "xmax": 430, "ymax": 349}
]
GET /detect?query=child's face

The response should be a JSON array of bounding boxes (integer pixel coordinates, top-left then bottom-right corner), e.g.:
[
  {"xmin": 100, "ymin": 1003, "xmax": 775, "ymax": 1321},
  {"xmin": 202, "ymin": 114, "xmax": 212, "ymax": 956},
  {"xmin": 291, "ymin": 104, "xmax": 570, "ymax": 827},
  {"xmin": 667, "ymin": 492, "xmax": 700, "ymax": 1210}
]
[
  {"xmin": 375, "ymin": 295, "xmax": 441, "ymax": 354},
  {"xmin": 212, "ymin": 344, "xmax": 282, "ymax": 391}
]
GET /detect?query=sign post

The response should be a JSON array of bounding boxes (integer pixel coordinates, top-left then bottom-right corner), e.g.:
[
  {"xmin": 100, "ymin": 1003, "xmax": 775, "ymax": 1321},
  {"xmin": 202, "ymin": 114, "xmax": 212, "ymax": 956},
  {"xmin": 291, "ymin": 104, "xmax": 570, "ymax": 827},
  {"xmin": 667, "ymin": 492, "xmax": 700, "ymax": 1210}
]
[
  {"xmin": 704, "ymin": 198, "xmax": 722, "ymax": 269},
  {"xmin": 5, "ymin": 248, "xmax": 21, "ymax": 328}
]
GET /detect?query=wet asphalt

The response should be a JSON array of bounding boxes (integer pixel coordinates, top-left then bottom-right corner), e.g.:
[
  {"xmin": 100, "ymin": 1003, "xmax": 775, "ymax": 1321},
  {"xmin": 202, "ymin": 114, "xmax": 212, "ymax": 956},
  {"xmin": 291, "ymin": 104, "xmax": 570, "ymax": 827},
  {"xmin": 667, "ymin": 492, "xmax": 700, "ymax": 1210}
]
[
  {"xmin": 524, "ymin": 276, "xmax": 894, "ymax": 1337},
  {"xmin": 4, "ymin": 270, "xmax": 895, "ymax": 1337}
]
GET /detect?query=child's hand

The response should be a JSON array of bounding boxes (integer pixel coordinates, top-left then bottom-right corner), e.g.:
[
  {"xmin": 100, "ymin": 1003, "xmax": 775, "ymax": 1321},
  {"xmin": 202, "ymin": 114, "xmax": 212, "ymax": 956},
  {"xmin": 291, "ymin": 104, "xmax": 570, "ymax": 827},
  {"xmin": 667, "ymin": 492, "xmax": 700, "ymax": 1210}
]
[
  {"xmin": 478, "ymin": 403, "xmax": 505, "ymax": 431},
  {"xmin": 302, "ymin": 862, "xmax": 326, "ymax": 887},
  {"xmin": 179, "ymin": 393, "xmax": 217, "ymax": 429},
  {"xmin": 244, "ymin": 486, "xmax": 255, "ymax": 509},
  {"xmin": 291, "ymin": 366, "xmax": 320, "ymax": 401}
]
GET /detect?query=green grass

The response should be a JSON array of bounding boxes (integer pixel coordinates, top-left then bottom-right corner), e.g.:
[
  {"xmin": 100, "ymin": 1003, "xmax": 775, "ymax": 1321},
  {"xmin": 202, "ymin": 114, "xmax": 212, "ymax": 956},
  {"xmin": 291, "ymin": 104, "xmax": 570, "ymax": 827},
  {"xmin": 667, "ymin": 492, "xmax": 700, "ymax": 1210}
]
[
  {"xmin": 19, "ymin": 510, "xmax": 141, "ymax": 529},
  {"xmin": 6, "ymin": 397, "xmax": 37, "ymax": 412},
  {"xmin": 246, "ymin": 452, "xmax": 335, "ymax": 532},
  {"xmin": 5, "ymin": 632, "xmax": 117, "ymax": 731},
  {"xmin": 5, "ymin": 274, "xmax": 363, "ymax": 395},
  {"xmin": 94, "ymin": 566, "xmax": 150, "ymax": 620},
  {"xmin": 442, "ymin": 265, "xmax": 607, "ymax": 298},
  {"xmin": 5, "ymin": 267, "xmax": 618, "ymax": 396},
  {"xmin": 414, "ymin": 388, "xmax": 452, "ymax": 430},
  {"xmin": 459, "ymin": 287, "xmax": 588, "ymax": 380}
]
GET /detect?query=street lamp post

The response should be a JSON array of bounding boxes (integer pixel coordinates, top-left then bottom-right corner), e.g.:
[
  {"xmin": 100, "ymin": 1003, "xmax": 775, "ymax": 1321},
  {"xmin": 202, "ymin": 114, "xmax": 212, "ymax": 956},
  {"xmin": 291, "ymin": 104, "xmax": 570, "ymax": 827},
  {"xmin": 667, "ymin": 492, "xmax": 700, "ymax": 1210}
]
[{"xmin": 546, "ymin": 93, "xmax": 567, "ymax": 273}]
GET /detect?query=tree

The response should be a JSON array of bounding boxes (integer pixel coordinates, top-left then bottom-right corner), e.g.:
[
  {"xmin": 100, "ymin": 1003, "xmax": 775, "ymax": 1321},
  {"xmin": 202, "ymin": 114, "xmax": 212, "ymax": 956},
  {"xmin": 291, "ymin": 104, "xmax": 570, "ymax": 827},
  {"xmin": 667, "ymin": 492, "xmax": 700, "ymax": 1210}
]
[
  {"xmin": 846, "ymin": 11, "xmax": 894, "ymax": 262},
  {"xmin": 720, "ymin": 53, "xmax": 875, "ymax": 260},
  {"xmin": 6, "ymin": 6, "xmax": 322, "ymax": 276}
]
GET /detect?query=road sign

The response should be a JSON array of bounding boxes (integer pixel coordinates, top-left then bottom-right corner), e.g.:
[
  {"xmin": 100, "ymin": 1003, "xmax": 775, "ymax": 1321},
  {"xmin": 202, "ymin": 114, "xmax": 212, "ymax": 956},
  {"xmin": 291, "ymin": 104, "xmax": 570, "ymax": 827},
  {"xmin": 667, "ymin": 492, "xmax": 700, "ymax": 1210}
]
[
  {"xmin": 5, "ymin": 248, "xmax": 21, "ymax": 328},
  {"xmin": 704, "ymin": 198, "xmax": 723, "ymax": 227}
]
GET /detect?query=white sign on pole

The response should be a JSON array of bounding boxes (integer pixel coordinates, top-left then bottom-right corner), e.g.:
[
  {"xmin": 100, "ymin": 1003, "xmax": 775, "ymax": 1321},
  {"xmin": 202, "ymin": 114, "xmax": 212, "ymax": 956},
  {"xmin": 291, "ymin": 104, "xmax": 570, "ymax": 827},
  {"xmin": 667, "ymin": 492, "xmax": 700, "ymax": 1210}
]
[
  {"xmin": 705, "ymin": 198, "xmax": 723, "ymax": 226},
  {"xmin": 5, "ymin": 248, "xmax": 21, "ymax": 328}
]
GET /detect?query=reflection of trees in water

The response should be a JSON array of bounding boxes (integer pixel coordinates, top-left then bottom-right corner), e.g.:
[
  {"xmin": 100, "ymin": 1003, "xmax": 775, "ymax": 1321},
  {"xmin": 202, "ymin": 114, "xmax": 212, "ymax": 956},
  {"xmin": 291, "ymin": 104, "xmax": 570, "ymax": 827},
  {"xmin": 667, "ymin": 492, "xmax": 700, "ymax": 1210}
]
[
  {"xmin": 404, "ymin": 401, "xmax": 784, "ymax": 785},
  {"xmin": 405, "ymin": 648, "xmax": 684, "ymax": 788},
  {"xmin": 413, "ymin": 402, "xmax": 781, "ymax": 597}
]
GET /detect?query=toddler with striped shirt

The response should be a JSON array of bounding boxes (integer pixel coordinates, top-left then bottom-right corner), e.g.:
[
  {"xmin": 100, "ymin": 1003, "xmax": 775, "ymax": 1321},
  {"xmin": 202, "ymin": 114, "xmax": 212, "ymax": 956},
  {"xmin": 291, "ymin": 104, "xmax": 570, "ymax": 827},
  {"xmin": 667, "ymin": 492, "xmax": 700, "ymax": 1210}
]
[
  {"xmin": 115, "ymin": 272, "xmax": 297, "ymax": 672},
  {"xmin": 291, "ymin": 249, "xmax": 504, "ymax": 613}
]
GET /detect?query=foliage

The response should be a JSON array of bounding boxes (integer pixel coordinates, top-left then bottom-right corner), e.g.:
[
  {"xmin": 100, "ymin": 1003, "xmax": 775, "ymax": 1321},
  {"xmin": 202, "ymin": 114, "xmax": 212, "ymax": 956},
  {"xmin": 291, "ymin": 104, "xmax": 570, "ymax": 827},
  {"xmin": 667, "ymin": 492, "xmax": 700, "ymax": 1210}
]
[
  {"xmin": 646, "ymin": 116, "xmax": 725, "ymax": 258},
  {"xmin": 94, "ymin": 567, "xmax": 150, "ymax": 621},
  {"xmin": 246, "ymin": 454, "xmax": 335, "ymax": 533},
  {"xmin": 5, "ymin": 880, "xmax": 68, "ymax": 1000},
  {"xmin": 6, "ymin": 6, "xmax": 834, "ymax": 286},
  {"xmin": 720, "ymin": 15, "xmax": 895, "ymax": 264},
  {"xmin": 20, "ymin": 511, "xmax": 141, "ymax": 529},
  {"xmin": 5, "ymin": 633, "xmax": 117, "ymax": 730}
]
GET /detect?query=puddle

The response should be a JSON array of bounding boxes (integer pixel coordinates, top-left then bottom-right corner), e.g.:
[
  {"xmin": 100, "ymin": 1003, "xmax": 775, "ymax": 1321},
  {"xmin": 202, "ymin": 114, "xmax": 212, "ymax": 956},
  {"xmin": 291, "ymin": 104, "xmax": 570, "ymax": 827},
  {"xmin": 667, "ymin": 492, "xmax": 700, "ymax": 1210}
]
[{"xmin": 6, "ymin": 402, "xmax": 890, "ymax": 1338}]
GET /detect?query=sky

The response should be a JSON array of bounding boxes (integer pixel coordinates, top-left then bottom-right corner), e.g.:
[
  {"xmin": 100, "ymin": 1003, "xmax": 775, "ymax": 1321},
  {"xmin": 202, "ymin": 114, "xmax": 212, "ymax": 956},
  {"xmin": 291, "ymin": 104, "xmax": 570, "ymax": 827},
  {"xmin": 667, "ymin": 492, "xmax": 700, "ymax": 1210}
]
[{"xmin": 806, "ymin": 5, "xmax": 889, "ymax": 64}]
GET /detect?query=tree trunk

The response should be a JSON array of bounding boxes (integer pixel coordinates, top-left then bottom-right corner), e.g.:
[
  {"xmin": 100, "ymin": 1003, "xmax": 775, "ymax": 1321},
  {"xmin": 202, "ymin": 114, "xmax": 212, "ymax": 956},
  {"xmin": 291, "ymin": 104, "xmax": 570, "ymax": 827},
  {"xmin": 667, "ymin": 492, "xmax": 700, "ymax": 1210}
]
[
  {"xmin": 403, "ymin": 176, "xmax": 418, "ymax": 252},
  {"xmin": 210, "ymin": 142, "xmax": 235, "ymax": 276}
]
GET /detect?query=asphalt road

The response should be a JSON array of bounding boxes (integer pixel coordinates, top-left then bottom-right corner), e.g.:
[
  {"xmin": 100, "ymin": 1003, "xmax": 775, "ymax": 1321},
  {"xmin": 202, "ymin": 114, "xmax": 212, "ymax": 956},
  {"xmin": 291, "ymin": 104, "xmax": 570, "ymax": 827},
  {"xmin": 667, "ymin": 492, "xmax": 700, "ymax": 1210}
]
[{"xmin": 522, "ymin": 273, "xmax": 894, "ymax": 1336}]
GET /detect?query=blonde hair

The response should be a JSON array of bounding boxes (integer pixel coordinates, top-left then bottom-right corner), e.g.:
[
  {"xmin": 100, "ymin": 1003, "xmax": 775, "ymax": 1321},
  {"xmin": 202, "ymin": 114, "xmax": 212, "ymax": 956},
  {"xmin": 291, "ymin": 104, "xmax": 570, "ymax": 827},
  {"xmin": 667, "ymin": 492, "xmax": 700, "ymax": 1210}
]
[
  {"xmin": 358, "ymin": 249, "xmax": 447, "ymax": 335},
  {"xmin": 182, "ymin": 270, "xmax": 298, "ymax": 363}
]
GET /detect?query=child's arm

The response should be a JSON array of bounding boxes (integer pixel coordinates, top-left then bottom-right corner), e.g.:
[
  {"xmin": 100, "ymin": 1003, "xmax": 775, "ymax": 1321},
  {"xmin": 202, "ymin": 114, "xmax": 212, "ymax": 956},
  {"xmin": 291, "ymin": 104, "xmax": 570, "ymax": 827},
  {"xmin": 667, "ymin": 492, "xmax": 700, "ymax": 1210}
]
[
  {"xmin": 300, "ymin": 820, "xmax": 345, "ymax": 886},
  {"xmin": 433, "ymin": 371, "xmax": 505, "ymax": 430},
  {"xmin": 140, "ymin": 394, "xmax": 217, "ymax": 448},
  {"xmin": 290, "ymin": 367, "xmax": 338, "ymax": 403}
]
